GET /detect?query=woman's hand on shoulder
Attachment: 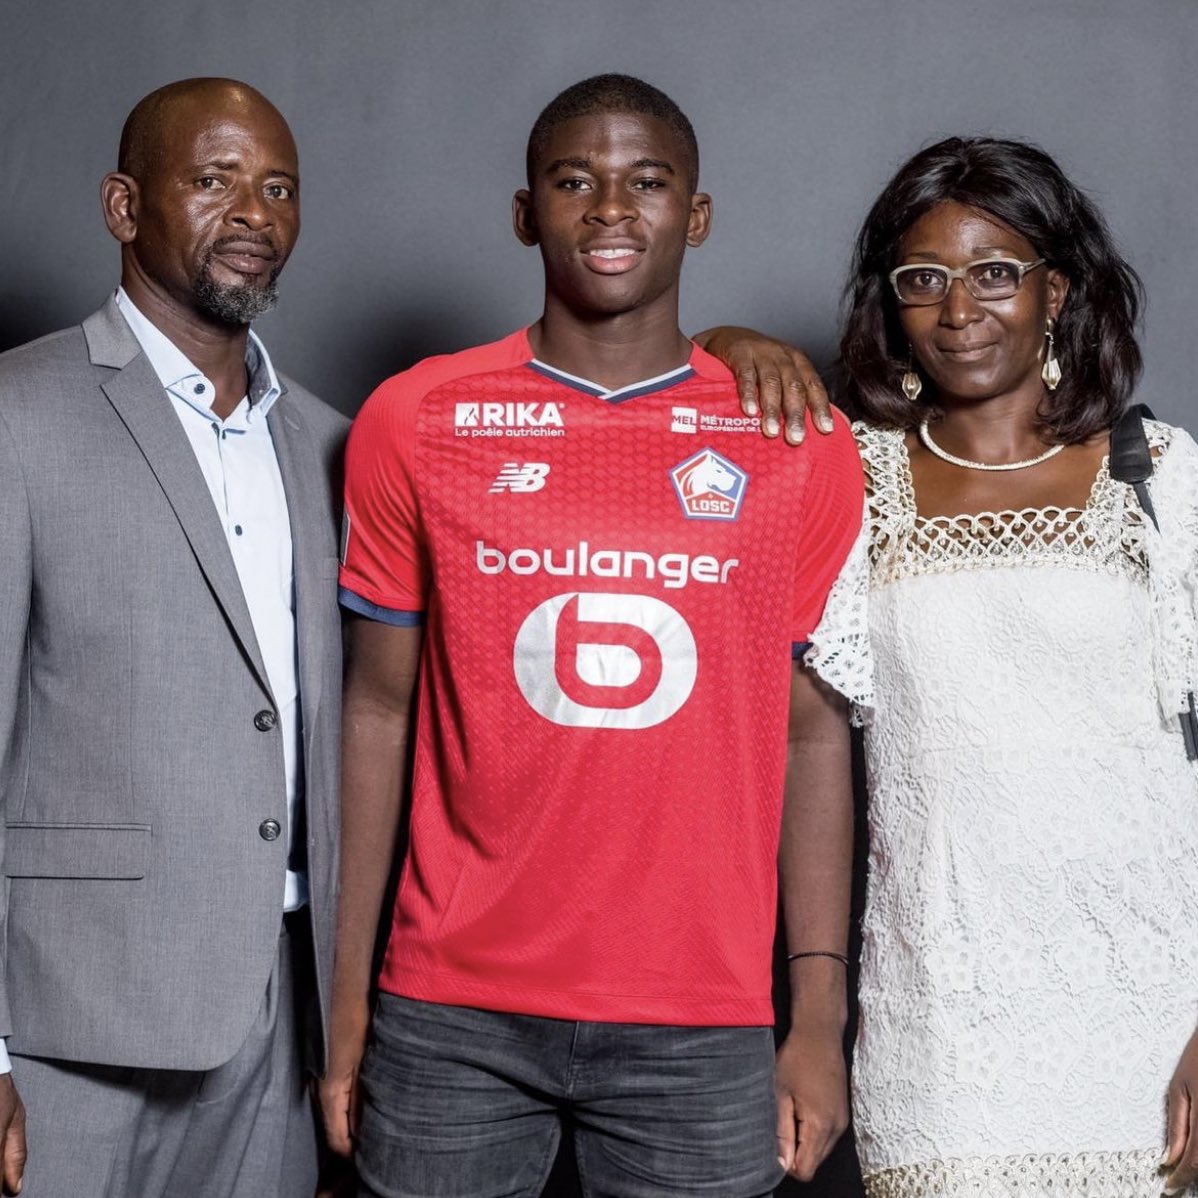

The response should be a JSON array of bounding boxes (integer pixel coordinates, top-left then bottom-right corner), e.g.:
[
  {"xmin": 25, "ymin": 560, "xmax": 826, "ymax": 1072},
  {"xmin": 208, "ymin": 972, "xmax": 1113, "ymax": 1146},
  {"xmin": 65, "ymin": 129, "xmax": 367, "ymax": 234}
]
[{"xmin": 692, "ymin": 326, "xmax": 834, "ymax": 444}]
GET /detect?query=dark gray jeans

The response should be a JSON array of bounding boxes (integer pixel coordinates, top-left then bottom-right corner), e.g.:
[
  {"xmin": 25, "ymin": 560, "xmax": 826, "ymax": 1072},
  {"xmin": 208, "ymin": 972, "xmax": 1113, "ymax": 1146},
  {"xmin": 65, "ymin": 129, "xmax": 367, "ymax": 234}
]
[{"xmin": 356, "ymin": 994, "xmax": 783, "ymax": 1198}]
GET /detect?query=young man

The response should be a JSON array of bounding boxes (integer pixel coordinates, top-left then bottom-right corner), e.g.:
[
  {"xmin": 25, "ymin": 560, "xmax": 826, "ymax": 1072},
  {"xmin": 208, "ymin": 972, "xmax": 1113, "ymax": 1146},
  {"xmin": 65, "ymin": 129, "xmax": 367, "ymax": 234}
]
[{"xmin": 322, "ymin": 75, "xmax": 866, "ymax": 1197}]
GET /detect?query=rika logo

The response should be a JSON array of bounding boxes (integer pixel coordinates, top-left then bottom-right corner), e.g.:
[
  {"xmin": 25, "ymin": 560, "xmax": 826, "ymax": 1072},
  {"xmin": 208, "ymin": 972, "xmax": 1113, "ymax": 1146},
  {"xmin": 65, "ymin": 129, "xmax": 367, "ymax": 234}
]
[
  {"xmin": 670, "ymin": 448, "xmax": 749, "ymax": 521},
  {"xmin": 455, "ymin": 401, "xmax": 565, "ymax": 439},
  {"xmin": 489, "ymin": 462, "xmax": 550, "ymax": 493}
]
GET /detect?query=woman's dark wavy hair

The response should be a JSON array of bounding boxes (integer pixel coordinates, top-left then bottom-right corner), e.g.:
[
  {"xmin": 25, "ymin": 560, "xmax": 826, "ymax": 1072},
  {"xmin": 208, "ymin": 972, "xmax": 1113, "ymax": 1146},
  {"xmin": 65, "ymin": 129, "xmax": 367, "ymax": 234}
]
[{"xmin": 837, "ymin": 137, "xmax": 1143, "ymax": 442}]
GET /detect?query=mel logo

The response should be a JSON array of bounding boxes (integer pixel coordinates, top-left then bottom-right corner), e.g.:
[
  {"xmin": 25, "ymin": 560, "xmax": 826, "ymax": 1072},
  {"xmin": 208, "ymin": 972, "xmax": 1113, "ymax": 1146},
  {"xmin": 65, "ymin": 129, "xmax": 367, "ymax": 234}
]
[
  {"xmin": 670, "ymin": 448, "xmax": 748, "ymax": 521},
  {"xmin": 671, "ymin": 406, "xmax": 698, "ymax": 434},
  {"xmin": 512, "ymin": 591, "xmax": 697, "ymax": 729}
]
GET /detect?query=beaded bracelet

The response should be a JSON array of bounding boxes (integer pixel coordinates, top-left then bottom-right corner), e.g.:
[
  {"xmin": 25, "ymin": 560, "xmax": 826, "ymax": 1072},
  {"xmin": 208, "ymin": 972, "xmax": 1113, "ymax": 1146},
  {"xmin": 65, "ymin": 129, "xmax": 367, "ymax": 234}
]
[{"xmin": 786, "ymin": 950, "xmax": 849, "ymax": 967}]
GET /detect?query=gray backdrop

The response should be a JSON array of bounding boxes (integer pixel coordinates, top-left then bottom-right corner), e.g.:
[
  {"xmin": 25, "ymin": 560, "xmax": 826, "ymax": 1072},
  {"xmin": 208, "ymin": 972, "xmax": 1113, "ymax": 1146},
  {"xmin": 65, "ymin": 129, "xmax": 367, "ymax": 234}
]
[
  {"xmin": 2, "ymin": 0, "xmax": 1195, "ymax": 425},
  {"xmin": 2, "ymin": 2, "xmax": 1194, "ymax": 1195}
]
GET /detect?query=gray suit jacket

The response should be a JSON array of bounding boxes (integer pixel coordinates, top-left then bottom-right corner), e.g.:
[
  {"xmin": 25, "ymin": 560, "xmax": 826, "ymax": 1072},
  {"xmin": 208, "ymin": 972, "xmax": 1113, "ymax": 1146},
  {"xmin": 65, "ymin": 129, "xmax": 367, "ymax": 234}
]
[{"xmin": 0, "ymin": 297, "xmax": 347, "ymax": 1071}]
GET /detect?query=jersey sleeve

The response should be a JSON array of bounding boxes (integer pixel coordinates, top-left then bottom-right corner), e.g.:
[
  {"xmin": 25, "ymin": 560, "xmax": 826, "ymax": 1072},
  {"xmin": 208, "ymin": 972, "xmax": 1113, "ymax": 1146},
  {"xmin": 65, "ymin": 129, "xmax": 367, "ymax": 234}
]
[
  {"xmin": 789, "ymin": 414, "xmax": 873, "ymax": 709},
  {"xmin": 789, "ymin": 412, "xmax": 866, "ymax": 645},
  {"xmin": 338, "ymin": 378, "xmax": 427, "ymax": 625}
]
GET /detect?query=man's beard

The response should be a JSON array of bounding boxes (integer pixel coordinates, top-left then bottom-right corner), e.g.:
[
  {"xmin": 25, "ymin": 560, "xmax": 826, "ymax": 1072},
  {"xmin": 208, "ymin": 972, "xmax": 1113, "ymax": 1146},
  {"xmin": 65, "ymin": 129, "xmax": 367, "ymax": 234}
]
[{"xmin": 192, "ymin": 247, "xmax": 282, "ymax": 325}]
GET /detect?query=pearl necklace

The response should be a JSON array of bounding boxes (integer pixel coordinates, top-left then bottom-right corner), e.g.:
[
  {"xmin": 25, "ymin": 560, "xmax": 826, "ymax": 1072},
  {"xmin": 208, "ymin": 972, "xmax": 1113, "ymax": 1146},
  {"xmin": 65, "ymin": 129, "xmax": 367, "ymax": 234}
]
[{"xmin": 918, "ymin": 418, "xmax": 1065, "ymax": 472}]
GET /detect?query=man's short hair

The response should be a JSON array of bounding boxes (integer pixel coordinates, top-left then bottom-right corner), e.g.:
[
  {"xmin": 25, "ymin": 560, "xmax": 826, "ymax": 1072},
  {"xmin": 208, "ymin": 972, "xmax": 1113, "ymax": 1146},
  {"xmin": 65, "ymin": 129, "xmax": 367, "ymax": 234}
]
[
  {"xmin": 117, "ymin": 78, "xmax": 276, "ymax": 181},
  {"xmin": 118, "ymin": 87, "xmax": 175, "ymax": 180},
  {"xmin": 526, "ymin": 74, "xmax": 699, "ymax": 191}
]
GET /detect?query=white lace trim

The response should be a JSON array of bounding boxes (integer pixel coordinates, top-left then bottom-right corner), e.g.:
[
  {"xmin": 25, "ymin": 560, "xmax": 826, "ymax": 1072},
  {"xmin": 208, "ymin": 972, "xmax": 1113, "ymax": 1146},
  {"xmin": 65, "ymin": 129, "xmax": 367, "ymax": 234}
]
[
  {"xmin": 855, "ymin": 422, "xmax": 1153, "ymax": 585},
  {"xmin": 865, "ymin": 1149, "xmax": 1180, "ymax": 1197},
  {"xmin": 804, "ymin": 509, "xmax": 874, "ymax": 719},
  {"xmin": 854, "ymin": 419, "xmax": 1198, "ymax": 725}
]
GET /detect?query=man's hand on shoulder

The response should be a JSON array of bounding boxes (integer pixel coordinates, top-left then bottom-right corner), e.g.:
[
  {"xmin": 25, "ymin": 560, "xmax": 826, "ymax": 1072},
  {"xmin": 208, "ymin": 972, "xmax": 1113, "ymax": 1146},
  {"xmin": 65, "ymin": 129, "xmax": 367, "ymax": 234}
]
[
  {"xmin": 0, "ymin": 1075, "xmax": 26, "ymax": 1195},
  {"xmin": 692, "ymin": 327, "xmax": 835, "ymax": 445}
]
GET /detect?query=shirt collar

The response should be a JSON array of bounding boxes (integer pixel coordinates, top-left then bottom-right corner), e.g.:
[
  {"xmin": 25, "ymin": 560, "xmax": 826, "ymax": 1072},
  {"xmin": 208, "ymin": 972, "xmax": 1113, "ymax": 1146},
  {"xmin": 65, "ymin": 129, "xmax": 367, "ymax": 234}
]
[
  {"xmin": 114, "ymin": 286, "xmax": 282, "ymax": 419},
  {"xmin": 514, "ymin": 326, "xmax": 733, "ymax": 396}
]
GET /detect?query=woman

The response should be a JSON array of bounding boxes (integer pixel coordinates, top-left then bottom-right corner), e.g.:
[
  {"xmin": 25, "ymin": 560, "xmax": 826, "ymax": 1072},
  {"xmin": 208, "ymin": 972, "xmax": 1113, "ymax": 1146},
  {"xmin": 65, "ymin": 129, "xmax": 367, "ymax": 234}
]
[{"xmin": 832, "ymin": 136, "xmax": 1198, "ymax": 1196}]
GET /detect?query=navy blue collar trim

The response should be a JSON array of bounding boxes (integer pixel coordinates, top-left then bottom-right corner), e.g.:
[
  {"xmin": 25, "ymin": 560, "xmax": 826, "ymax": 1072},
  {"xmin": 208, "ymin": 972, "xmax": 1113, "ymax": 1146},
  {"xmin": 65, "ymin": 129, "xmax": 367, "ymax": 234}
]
[{"xmin": 526, "ymin": 359, "xmax": 695, "ymax": 404}]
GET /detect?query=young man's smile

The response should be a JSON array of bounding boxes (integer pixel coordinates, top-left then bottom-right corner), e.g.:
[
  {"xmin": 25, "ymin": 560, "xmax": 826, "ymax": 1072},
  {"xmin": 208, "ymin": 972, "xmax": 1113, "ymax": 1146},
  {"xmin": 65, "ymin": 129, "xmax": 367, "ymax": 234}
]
[{"xmin": 580, "ymin": 238, "xmax": 645, "ymax": 273}]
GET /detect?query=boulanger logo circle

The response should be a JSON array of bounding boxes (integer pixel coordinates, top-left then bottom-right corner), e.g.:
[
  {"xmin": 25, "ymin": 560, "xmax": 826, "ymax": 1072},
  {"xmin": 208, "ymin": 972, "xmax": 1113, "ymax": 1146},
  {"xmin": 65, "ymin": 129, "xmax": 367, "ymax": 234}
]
[{"xmin": 513, "ymin": 591, "xmax": 697, "ymax": 729}]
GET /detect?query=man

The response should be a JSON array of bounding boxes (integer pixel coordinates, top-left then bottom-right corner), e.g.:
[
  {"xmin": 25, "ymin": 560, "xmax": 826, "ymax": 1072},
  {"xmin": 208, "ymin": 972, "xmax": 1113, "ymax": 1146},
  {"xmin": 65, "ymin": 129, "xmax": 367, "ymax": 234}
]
[
  {"xmin": 322, "ymin": 75, "xmax": 866, "ymax": 1196},
  {"xmin": 0, "ymin": 78, "xmax": 346, "ymax": 1196}
]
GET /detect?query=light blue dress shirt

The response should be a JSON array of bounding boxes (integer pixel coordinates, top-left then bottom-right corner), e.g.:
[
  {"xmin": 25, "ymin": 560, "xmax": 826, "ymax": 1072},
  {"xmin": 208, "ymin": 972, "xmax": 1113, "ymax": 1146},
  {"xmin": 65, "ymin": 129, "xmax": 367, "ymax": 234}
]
[{"xmin": 115, "ymin": 288, "xmax": 306, "ymax": 912}]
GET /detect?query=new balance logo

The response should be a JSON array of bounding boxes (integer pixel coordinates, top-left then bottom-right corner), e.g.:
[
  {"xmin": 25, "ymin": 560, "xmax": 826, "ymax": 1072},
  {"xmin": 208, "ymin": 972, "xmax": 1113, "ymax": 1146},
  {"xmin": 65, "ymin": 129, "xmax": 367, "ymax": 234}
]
[{"xmin": 489, "ymin": 462, "xmax": 550, "ymax": 493}]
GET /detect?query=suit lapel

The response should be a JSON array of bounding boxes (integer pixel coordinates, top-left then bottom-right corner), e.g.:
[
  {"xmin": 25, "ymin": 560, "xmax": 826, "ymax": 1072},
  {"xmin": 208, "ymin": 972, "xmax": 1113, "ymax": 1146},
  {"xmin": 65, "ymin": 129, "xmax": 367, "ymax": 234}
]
[
  {"xmin": 268, "ymin": 398, "xmax": 327, "ymax": 727},
  {"xmin": 87, "ymin": 301, "xmax": 274, "ymax": 701}
]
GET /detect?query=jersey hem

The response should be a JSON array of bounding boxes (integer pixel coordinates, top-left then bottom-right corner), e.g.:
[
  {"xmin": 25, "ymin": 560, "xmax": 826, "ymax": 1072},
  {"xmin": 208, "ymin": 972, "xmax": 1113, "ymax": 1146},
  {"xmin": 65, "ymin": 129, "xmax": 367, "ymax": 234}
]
[{"xmin": 379, "ymin": 967, "xmax": 774, "ymax": 1027}]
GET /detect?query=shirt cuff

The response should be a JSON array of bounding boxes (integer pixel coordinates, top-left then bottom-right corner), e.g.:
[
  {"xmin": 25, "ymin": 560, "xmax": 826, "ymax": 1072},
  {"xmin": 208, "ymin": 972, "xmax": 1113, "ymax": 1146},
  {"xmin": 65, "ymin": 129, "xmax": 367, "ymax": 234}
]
[{"xmin": 0, "ymin": 1040, "xmax": 12, "ymax": 1074}]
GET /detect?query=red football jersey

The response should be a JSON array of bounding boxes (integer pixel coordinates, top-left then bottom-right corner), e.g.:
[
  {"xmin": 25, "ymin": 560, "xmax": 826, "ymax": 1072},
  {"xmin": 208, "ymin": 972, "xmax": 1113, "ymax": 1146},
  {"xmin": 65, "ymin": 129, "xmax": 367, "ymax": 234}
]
[{"xmin": 340, "ymin": 329, "xmax": 863, "ymax": 1025}]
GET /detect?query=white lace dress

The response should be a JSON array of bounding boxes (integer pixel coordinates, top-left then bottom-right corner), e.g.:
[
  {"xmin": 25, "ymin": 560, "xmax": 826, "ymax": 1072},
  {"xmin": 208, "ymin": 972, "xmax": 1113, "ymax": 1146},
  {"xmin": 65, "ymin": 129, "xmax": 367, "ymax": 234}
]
[{"xmin": 845, "ymin": 419, "xmax": 1198, "ymax": 1198}]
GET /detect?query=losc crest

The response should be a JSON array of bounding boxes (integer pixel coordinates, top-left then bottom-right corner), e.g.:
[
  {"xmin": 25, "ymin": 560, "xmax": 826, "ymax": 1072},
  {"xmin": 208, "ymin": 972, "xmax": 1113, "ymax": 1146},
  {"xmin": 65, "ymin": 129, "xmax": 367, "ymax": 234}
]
[{"xmin": 669, "ymin": 448, "xmax": 748, "ymax": 522}]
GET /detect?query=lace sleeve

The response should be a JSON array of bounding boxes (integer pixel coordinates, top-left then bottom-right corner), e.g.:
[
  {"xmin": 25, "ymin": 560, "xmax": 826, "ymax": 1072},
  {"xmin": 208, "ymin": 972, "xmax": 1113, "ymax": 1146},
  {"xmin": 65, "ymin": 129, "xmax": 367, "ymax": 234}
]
[
  {"xmin": 1142, "ymin": 421, "xmax": 1198, "ymax": 719},
  {"xmin": 803, "ymin": 504, "xmax": 874, "ymax": 722}
]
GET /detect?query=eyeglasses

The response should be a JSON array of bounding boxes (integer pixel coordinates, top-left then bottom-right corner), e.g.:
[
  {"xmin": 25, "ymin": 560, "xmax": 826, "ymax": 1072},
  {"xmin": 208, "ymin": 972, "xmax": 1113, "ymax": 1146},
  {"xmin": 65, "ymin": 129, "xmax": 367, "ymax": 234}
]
[{"xmin": 889, "ymin": 257, "xmax": 1045, "ymax": 306}]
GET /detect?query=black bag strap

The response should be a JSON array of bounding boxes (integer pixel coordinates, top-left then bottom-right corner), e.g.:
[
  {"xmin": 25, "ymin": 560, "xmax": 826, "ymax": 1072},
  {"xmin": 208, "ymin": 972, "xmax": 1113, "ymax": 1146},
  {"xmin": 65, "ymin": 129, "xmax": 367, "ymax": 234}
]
[
  {"xmin": 1109, "ymin": 402, "xmax": 1159, "ymax": 529},
  {"xmin": 1109, "ymin": 404, "xmax": 1198, "ymax": 758}
]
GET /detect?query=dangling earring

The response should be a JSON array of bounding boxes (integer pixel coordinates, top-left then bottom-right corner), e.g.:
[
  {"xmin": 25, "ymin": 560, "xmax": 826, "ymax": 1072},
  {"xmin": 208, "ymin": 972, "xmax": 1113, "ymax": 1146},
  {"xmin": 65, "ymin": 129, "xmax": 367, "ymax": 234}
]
[
  {"xmin": 1041, "ymin": 318, "xmax": 1062, "ymax": 391},
  {"xmin": 901, "ymin": 348, "xmax": 923, "ymax": 402}
]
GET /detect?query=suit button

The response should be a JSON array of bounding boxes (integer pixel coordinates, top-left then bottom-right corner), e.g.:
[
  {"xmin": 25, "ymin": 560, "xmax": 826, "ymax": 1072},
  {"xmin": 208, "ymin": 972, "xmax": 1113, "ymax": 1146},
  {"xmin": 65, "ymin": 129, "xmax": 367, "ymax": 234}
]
[
  {"xmin": 254, "ymin": 709, "xmax": 277, "ymax": 731},
  {"xmin": 259, "ymin": 819, "xmax": 282, "ymax": 841}
]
